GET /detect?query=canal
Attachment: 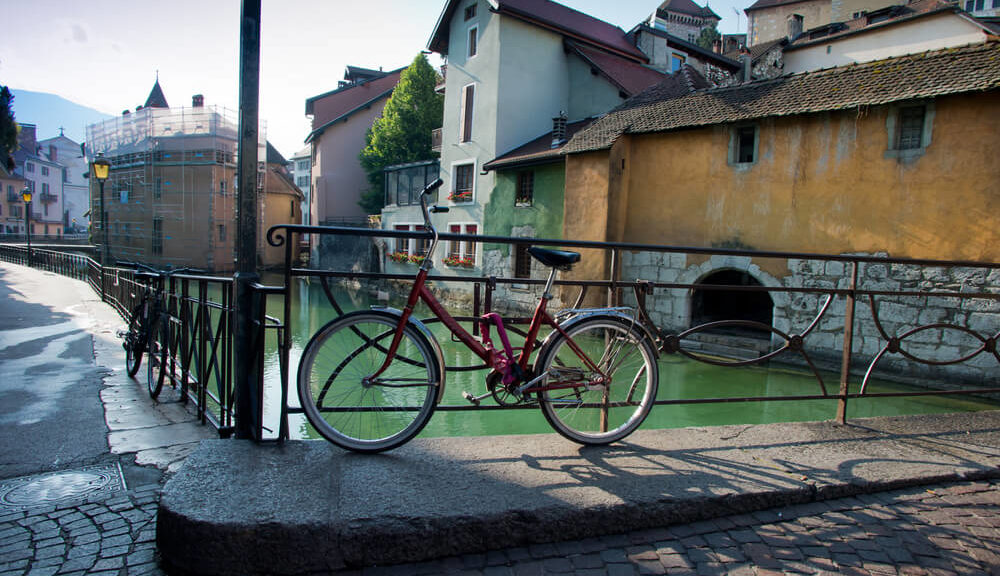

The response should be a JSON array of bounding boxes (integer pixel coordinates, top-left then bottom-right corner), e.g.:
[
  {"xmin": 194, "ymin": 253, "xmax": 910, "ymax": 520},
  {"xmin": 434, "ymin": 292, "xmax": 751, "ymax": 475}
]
[{"xmin": 259, "ymin": 275, "xmax": 999, "ymax": 441}]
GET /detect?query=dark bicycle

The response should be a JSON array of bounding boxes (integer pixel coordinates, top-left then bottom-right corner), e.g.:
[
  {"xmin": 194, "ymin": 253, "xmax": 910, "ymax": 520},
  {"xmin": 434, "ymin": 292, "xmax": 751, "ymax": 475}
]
[{"xmin": 118, "ymin": 262, "xmax": 201, "ymax": 399}]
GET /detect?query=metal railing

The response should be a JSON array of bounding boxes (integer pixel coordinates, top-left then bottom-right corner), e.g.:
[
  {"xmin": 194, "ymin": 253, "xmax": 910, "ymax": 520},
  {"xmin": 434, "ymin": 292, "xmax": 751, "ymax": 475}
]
[
  {"xmin": 267, "ymin": 224, "xmax": 1000, "ymax": 438},
  {"xmin": 0, "ymin": 244, "xmax": 270, "ymax": 438}
]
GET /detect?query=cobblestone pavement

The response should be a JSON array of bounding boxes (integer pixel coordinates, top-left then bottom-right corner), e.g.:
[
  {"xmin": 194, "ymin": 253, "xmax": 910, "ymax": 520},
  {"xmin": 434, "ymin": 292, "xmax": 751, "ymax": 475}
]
[
  {"xmin": 0, "ymin": 479, "xmax": 998, "ymax": 575},
  {"xmin": 0, "ymin": 484, "xmax": 165, "ymax": 576},
  {"xmin": 353, "ymin": 480, "xmax": 1000, "ymax": 576}
]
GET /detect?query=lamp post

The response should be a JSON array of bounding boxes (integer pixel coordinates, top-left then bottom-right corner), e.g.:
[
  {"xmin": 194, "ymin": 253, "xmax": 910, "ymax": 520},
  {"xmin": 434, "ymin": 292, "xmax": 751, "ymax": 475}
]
[
  {"xmin": 91, "ymin": 154, "xmax": 111, "ymax": 266},
  {"xmin": 21, "ymin": 187, "xmax": 32, "ymax": 266}
]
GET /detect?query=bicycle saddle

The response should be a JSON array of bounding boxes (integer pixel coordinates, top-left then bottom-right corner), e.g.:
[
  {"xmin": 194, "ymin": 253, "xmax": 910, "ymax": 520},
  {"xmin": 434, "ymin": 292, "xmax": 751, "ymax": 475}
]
[{"xmin": 528, "ymin": 247, "xmax": 581, "ymax": 269}]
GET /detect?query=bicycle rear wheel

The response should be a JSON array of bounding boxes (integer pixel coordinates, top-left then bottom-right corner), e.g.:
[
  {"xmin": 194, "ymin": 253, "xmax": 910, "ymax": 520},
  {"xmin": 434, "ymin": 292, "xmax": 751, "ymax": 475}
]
[
  {"xmin": 534, "ymin": 316, "xmax": 658, "ymax": 445},
  {"xmin": 297, "ymin": 311, "xmax": 441, "ymax": 453},
  {"xmin": 124, "ymin": 301, "xmax": 150, "ymax": 378},
  {"xmin": 146, "ymin": 315, "xmax": 167, "ymax": 399}
]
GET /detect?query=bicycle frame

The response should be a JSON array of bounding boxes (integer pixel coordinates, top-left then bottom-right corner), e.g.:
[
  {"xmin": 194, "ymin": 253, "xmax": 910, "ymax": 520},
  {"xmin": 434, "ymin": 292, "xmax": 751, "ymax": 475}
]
[{"xmin": 369, "ymin": 179, "xmax": 610, "ymax": 396}]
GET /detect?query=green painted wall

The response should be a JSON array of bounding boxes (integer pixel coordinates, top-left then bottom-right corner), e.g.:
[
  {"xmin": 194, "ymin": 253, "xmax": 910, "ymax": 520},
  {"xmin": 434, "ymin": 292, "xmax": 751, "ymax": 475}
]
[{"xmin": 483, "ymin": 162, "xmax": 565, "ymax": 255}]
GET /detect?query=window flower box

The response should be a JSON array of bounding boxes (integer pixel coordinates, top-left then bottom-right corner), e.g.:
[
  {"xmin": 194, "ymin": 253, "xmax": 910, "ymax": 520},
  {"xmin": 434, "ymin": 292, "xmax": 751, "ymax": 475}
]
[
  {"xmin": 448, "ymin": 190, "xmax": 473, "ymax": 203},
  {"xmin": 443, "ymin": 256, "xmax": 475, "ymax": 268},
  {"xmin": 388, "ymin": 251, "xmax": 424, "ymax": 264}
]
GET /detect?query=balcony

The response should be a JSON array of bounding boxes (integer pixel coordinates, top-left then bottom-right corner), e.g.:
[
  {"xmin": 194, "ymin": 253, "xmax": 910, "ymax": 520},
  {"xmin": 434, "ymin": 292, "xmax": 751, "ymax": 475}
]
[
  {"xmin": 40, "ymin": 192, "xmax": 58, "ymax": 204},
  {"xmin": 431, "ymin": 128, "xmax": 442, "ymax": 153}
]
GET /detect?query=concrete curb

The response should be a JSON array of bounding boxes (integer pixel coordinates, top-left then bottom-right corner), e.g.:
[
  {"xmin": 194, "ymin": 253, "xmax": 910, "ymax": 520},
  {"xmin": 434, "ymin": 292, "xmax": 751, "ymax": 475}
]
[{"xmin": 157, "ymin": 410, "xmax": 1000, "ymax": 575}]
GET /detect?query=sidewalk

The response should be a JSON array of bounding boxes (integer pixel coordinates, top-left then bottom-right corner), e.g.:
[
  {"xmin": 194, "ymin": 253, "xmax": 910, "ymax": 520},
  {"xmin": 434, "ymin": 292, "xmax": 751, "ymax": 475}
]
[
  {"xmin": 0, "ymin": 262, "xmax": 214, "ymax": 575},
  {"xmin": 1, "ymin": 261, "xmax": 999, "ymax": 576}
]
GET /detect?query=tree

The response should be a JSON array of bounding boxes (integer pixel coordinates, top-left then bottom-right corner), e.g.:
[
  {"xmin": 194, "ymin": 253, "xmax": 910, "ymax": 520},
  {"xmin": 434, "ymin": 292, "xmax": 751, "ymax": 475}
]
[
  {"xmin": 358, "ymin": 53, "xmax": 443, "ymax": 214},
  {"xmin": 0, "ymin": 85, "xmax": 18, "ymax": 172},
  {"xmin": 696, "ymin": 23, "xmax": 722, "ymax": 52}
]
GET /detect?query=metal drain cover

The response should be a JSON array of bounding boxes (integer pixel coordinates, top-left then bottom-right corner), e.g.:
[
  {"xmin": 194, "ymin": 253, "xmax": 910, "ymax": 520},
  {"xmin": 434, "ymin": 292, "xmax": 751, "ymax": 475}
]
[{"xmin": 0, "ymin": 463, "xmax": 127, "ymax": 510}]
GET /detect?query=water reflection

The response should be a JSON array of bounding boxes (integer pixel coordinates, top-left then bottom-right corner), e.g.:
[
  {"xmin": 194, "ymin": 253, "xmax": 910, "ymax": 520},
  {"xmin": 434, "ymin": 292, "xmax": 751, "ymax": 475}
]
[{"xmin": 261, "ymin": 275, "xmax": 999, "ymax": 441}]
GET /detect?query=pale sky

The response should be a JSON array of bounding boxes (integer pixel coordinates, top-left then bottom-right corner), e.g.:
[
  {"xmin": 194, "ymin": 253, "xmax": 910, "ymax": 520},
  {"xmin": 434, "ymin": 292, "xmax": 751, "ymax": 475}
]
[{"xmin": 0, "ymin": 0, "xmax": 751, "ymax": 159}]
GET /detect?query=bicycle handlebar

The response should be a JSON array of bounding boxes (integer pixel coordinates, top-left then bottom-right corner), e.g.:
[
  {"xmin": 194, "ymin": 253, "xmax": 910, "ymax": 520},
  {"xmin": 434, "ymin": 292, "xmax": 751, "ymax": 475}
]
[{"xmin": 418, "ymin": 179, "xmax": 445, "ymax": 268}]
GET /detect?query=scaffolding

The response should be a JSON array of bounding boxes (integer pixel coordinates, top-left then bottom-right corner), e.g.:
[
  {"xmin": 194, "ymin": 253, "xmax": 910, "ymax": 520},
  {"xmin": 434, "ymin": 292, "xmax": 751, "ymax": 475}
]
[{"xmin": 86, "ymin": 105, "xmax": 266, "ymax": 272}]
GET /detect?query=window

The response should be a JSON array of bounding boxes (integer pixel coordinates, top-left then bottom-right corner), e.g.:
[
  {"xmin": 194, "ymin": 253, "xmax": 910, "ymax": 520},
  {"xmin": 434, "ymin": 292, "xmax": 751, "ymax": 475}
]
[
  {"xmin": 26, "ymin": 162, "xmax": 34, "ymax": 173},
  {"xmin": 446, "ymin": 223, "xmax": 478, "ymax": 266},
  {"xmin": 219, "ymin": 179, "xmax": 227, "ymax": 195},
  {"xmin": 460, "ymin": 84, "xmax": 475, "ymax": 142},
  {"xmin": 41, "ymin": 166, "xmax": 49, "ymax": 176},
  {"xmin": 296, "ymin": 160, "xmax": 310, "ymax": 172},
  {"xmin": 467, "ymin": 26, "xmax": 478, "ymax": 58},
  {"xmin": 152, "ymin": 218, "xmax": 163, "ymax": 255},
  {"xmin": 290, "ymin": 200, "xmax": 295, "ymax": 217},
  {"xmin": 514, "ymin": 244, "xmax": 531, "ymax": 279},
  {"xmin": 897, "ymin": 106, "xmax": 925, "ymax": 150},
  {"xmin": 390, "ymin": 223, "xmax": 430, "ymax": 262},
  {"xmin": 218, "ymin": 224, "xmax": 226, "ymax": 242},
  {"xmin": 730, "ymin": 125, "xmax": 758, "ymax": 165},
  {"xmin": 119, "ymin": 181, "xmax": 130, "ymax": 203},
  {"xmin": 516, "ymin": 171, "xmax": 534, "ymax": 206},
  {"xmin": 671, "ymin": 54, "xmax": 686, "ymax": 73},
  {"xmin": 452, "ymin": 163, "xmax": 474, "ymax": 202},
  {"xmin": 154, "ymin": 178, "xmax": 162, "ymax": 200},
  {"xmin": 296, "ymin": 175, "xmax": 309, "ymax": 188},
  {"xmin": 975, "ymin": 0, "xmax": 985, "ymax": 9},
  {"xmin": 394, "ymin": 224, "xmax": 410, "ymax": 254},
  {"xmin": 464, "ymin": 3, "xmax": 476, "ymax": 20}
]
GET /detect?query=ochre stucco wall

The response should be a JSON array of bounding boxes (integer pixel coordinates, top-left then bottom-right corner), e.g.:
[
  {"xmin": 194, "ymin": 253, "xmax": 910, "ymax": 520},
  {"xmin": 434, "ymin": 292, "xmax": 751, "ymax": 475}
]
[{"xmin": 602, "ymin": 93, "xmax": 999, "ymax": 263}]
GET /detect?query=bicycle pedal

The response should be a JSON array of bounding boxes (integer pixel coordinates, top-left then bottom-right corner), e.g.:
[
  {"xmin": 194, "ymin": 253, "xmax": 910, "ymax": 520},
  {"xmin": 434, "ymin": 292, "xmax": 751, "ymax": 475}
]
[{"xmin": 461, "ymin": 391, "xmax": 481, "ymax": 406}]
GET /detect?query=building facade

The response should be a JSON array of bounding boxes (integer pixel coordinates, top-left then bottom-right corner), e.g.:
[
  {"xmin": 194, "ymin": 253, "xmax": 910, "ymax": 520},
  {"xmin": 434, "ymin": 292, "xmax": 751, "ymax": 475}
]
[
  {"xmin": 39, "ymin": 131, "xmax": 89, "ymax": 233},
  {"xmin": 562, "ymin": 41, "xmax": 1000, "ymax": 383}
]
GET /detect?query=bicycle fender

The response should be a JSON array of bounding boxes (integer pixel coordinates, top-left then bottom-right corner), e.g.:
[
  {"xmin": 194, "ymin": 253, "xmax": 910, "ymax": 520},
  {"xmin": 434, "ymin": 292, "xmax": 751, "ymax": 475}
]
[
  {"xmin": 534, "ymin": 311, "xmax": 660, "ymax": 371},
  {"xmin": 369, "ymin": 306, "xmax": 447, "ymax": 404}
]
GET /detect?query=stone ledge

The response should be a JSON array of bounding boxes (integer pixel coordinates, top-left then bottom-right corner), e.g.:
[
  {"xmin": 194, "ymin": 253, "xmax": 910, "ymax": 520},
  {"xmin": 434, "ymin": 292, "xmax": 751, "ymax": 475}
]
[{"xmin": 157, "ymin": 411, "xmax": 1000, "ymax": 575}]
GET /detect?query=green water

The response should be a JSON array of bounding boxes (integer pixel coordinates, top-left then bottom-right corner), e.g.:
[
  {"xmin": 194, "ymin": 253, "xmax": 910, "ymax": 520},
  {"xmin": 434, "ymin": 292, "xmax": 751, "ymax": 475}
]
[{"xmin": 261, "ymin": 276, "xmax": 998, "ymax": 440}]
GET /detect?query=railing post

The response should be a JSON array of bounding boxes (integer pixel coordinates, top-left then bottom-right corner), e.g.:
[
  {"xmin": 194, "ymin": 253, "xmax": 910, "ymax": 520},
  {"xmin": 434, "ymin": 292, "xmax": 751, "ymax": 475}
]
[
  {"xmin": 608, "ymin": 248, "xmax": 622, "ymax": 308},
  {"xmin": 836, "ymin": 260, "xmax": 859, "ymax": 424}
]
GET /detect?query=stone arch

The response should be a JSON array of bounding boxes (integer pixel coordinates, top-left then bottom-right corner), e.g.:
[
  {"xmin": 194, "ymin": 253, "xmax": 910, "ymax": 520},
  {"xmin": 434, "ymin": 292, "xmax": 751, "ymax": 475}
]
[{"xmin": 677, "ymin": 255, "xmax": 788, "ymax": 336}]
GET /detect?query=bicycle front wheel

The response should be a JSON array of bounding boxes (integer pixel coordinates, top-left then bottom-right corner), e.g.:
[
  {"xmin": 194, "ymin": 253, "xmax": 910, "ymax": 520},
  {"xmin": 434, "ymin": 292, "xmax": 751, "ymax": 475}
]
[
  {"xmin": 534, "ymin": 316, "xmax": 658, "ymax": 445},
  {"xmin": 146, "ymin": 315, "xmax": 167, "ymax": 399},
  {"xmin": 124, "ymin": 301, "xmax": 150, "ymax": 378},
  {"xmin": 297, "ymin": 312, "xmax": 441, "ymax": 453}
]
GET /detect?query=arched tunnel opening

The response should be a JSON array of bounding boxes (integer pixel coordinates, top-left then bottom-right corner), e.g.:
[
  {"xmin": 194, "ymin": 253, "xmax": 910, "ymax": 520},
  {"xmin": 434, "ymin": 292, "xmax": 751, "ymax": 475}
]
[{"xmin": 690, "ymin": 270, "xmax": 773, "ymax": 338}]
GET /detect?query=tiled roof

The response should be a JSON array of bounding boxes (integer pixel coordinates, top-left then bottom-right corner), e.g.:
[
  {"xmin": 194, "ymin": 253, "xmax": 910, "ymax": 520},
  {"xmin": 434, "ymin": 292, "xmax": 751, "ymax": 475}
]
[
  {"xmin": 631, "ymin": 25, "xmax": 742, "ymax": 70},
  {"xmin": 565, "ymin": 41, "xmax": 1000, "ymax": 154},
  {"xmin": 429, "ymin": 0, "xmax": 646, "ymax": 61},
  {"xmin": 483, "ymin": 119, "xmax": 593, "ymax": 171},
  {"xmin": 724, "ymin": 37, "xmax": 786, "ymax": 63},
  {"xmin": 304, "ymin": 69, "xmax": 403, "ymax": 143},
  {"xmin": 144, "ymin": 80, "xmax": 169, "ymax": 109},
  {"xmin": 657, "ymin": 0, "xmax": 721, "ymax": 20},
  {"xmin": 567, "ymin": 42, "xmax": 667, "ymax": 96}
]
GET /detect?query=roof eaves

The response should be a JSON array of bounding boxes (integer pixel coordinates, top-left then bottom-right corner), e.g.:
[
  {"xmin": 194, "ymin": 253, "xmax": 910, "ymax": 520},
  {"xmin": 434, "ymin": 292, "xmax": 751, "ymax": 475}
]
[
  {"xmin": 495, "ymin": 4, "xmax": 648, "ymax": 63},
  {"xmin": 744, "ymin": 0, "xmax": 814, "ymax": 13},
  {"xmin": 428, "ymin": 0, "xmax": 461, "ymax": 55},
  {"xmin": 784, "ymin": 6, "xmax": 962, "ymax": 51},
  {"xmin": 304, "ymin": 88, "xmax": 395, "ymax": 144},
  {"xmin": 565, "ymin": 42, "xmax": 633, "ymax": 96},
  {"xmin": 304, "ymin": 68, "xmax": 399, "ymax": 111},
  {"xmin": 634, "ymin": 24, "xmax": 741, "ymax": 69}
]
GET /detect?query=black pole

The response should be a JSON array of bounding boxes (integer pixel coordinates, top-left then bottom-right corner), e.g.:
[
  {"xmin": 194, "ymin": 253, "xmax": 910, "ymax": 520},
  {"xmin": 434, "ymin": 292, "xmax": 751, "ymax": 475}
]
[
  {"xmin": 24, "ymin": 200, "xmax": 31, "ymax": 266},
  {"xmin": 234, "ymin": 0, "xmax": 262, "ymax": 440},
  {"xmin": 100, "ymin": 180, "xmax": 107, "ymax": 266}
]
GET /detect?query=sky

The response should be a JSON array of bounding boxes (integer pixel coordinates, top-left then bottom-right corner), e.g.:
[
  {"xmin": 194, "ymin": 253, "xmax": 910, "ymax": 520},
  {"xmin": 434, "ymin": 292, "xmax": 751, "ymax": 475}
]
[{"xmin": 0, "ymin": 0, "xmax": 751, "ymax": 159}]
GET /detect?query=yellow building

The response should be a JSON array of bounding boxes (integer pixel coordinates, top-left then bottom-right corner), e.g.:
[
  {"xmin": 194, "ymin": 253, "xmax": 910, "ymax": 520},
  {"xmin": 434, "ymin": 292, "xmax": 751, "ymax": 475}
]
[{"xmin": 561, "ymin": 41, "xmax": 1000, "ymax": 383}]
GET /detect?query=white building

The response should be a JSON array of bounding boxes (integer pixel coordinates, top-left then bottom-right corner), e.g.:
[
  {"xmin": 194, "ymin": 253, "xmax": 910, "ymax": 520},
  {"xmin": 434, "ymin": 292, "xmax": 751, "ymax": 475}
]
[
  {"xmin": 39, "ymin": 130, "xmax": 89, "ymax": 233},
  {"xmin": 287, "ymin": 146, "xmax": 311, "ymax": 228}
]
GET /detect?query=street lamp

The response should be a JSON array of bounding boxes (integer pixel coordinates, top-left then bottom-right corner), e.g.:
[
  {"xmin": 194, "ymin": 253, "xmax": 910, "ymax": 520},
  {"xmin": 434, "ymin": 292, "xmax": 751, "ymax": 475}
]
[
  {"xmin": 21, "ymin": 187, "xmax": 32, "ymax": 266},
  {"xmin": 91, "ymin": 154, "xmax": 111, "ymax": 266}
]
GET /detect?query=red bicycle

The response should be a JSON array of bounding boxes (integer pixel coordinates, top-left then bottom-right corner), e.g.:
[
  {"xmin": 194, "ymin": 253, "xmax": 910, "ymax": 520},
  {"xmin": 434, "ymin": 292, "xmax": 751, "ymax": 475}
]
[{"xmin": 296, "ymin": 179, "xmax": 659, "ymax": 453}]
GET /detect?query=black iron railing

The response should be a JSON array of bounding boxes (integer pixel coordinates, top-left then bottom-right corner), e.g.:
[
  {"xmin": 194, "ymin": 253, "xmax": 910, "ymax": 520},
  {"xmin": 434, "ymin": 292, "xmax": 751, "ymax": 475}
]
[{"xmin": 268, "ymin": 224, "xmax": 1000, "ymax": 439}]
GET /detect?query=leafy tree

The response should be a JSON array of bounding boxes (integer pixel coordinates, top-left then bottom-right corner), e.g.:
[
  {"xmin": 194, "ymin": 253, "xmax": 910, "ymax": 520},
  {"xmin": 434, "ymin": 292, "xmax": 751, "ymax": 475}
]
[
  {"xmin": 0, "ymin": 85, "xmax": 18, "ymax": 172},
  {"xmin": 696, "ymin": 23, "xmax": 722, "ymax": 52},
  {"xmin": 358, "ymin": 54, "xmax": 443, "ymax": 214}
]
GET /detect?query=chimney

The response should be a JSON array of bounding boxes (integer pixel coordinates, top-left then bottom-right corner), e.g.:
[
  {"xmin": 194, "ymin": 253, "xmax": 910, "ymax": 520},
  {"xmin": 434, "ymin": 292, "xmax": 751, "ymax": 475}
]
[
  {"xmin": 740, "ymin": 49, "xmax": 752, "ymax": 83},
  {"xmin": 123, "ymin": 110, "xmax": 131, "ymax": 116},
  {"xmin": 48, "ymin": 145, "xmax": 57, "ymax": 163},
  {"xmin": 551, "ymin": 112, "xmax": 568, "ymax": 149},
  {"xmin": 787, "ymin": 14, "xmax": 804, "ymax": 42},
  {"xmin": 192, "ymin": 94, "xmax": 204, "ymax": 107}
]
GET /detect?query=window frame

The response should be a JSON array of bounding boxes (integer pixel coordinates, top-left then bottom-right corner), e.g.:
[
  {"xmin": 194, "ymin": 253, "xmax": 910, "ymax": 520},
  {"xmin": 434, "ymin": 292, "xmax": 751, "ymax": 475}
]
[
  {"xmin": 464, "ymin": 2, "xmax": 477, "ymax": 20},
  {"xmin": 515, "ymin": 171, "xmax": 534, "ymax": 207},
  {"xmin": 459, "ymin": 83, "xmax": 475, "ymax": 143},
  {"xmin": 467, "ymin": 25, "xmax": 478, "ymax": 59},
  {"xmin": 728, "ymin": 124, "xmax": 759, "ymax": 167},
  {"xmin": 513, "ymin": 243, "xmax": 532, "ymax": 279},
  {"xmin": 885, "ymin": 101, "xmax": 935, "ymax": 160},
  {"xmin": 446, "ymin": 222, "xmax": 478, "ymax": 266},
  {"xmin": 450, "ymin": 161, "xmax": 476, "ymax": 204}
]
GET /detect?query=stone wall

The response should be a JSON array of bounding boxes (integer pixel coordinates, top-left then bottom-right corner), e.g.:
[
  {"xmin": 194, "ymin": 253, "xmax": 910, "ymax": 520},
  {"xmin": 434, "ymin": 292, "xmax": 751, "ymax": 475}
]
[{"xmin": 622, "ymin": 250, "xmax": 999, "ymax": 386}]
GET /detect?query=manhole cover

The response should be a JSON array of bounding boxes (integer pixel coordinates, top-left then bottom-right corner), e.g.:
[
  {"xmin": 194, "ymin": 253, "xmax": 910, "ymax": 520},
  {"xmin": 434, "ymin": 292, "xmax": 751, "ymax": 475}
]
[{"xmin": 0, "ymin": 463, "xmax": 127, "ymax": 510}]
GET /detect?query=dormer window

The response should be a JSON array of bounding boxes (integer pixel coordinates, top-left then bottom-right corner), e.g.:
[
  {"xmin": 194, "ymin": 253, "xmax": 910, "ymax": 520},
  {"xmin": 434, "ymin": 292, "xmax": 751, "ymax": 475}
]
[{"xmin": 464, "ymin": 3, "xmax": 476, "ymax": 20}]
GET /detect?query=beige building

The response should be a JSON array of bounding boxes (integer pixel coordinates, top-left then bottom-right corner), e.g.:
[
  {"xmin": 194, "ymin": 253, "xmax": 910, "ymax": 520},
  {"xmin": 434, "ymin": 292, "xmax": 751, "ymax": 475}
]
[
  {"xmin": 86, "ymin": 82, "xmax": 301, "ymax": 272},
  {"xmin": 745, "ymin": 0, "xmax": 833, "ymax": 46}
]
